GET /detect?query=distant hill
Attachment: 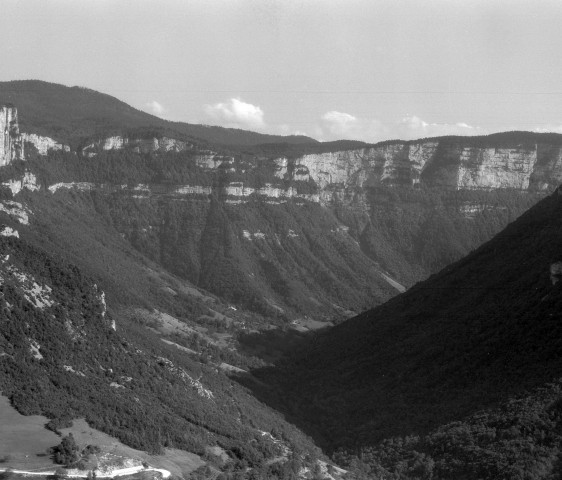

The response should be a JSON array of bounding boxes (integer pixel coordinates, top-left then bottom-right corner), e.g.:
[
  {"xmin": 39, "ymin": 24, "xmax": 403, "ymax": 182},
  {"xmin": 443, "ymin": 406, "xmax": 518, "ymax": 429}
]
[
  {"xmin": 250, "ymin": 187, "xmax": 562, "ymax": 477},
  {"xmin": 0, "ymin": 80, "xmax": 318, "ymax": 148}
]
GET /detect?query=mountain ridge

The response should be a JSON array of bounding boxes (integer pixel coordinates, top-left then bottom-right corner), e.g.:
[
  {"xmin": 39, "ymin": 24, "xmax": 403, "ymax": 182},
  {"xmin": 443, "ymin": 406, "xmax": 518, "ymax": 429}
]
[{"xmin": 0, "ymin": 80, "xmax": 318, "ymax": 148}]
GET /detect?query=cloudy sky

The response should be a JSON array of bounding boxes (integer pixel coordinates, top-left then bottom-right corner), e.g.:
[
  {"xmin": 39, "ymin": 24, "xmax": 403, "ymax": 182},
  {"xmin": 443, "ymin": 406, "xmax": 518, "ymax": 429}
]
[{"xmin": 2, "ymin": 0, "xmax": 562, "ymax": 143}]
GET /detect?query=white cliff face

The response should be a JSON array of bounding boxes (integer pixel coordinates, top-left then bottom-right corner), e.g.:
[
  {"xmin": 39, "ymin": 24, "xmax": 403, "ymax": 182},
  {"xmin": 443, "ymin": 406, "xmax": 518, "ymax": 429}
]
[
  {"xmin": 408, "ymin": 142, "xmax": 439, "ymax": 182},
  {"xmin": 458, "ymin": 201, "xmax": 507, "ymax": 219},
  {"xmin": 0, "ymin": 226, "xmax": 19, "ymax": 238},
  {"xmin": 295, "ymin": 151, "xmax": 365, "ymax": 188},
  {"xmin": 455, "ymin": 146, "xmax": 538, "ymax": 190},
  {"xmin": 0, "ymin": 106, "xmax": 69, "ymax": 162},
  {"xmin": 48, "ymin": 182, "xmax": 95, "ymax": 193},
  {"xmin": 224, "ymin": 182, "xmax": 319, "ymax": 203},
  {"xmin": 21, "ymin": 133, "xmax": 70, "ymax": 155},
  {"xmin": 2, "ymin": 171, "xmax": 40, "ymax": 195},
  {"xmin": 175, "ymin": 185, "xmax": 212, "ymax": 195},
  {"xmin": 103, "ymin": 136, "xmax": 126, "ymax": 150},
  {"xmin": 196, "ymin": 153, "xmax": 234, "ymax": 169},
  {"xmin": 0, "ymin": 201, "xmax": 31, "ymax": 225},
  {"xmin": 272, "ymin": 141, "xmax": 562, "ymax": 193},
  {"xmin": 0, "ymin": 105, "xmax": 24, "ymax": 166},
  {"xmin": 83, "ymin": 136, "xmax": 126, "ymax": 155},
  {"xmin": 275, "ymin": 145, "xmax": 425, "ymax": 194},
  {"xmin": 158, "ymin": 136, "xmax": 192, "ymax": 152},
  {"xmin": 82, "ymin": 135, "xmax": 194, "ymax": 156},
  {"xmin": 44, "ymin": 180, "xmax": 321, "ymax": 205},
  {"xmin": 274, "ymin": 157, "xmax": 288, "ymax": 178}
]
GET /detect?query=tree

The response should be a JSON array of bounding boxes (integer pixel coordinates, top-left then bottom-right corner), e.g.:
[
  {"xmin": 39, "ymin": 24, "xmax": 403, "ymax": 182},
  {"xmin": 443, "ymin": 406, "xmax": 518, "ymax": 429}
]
[{"xmin": 52, "ymin": 433, "xmax": 80, "ymax": 465}]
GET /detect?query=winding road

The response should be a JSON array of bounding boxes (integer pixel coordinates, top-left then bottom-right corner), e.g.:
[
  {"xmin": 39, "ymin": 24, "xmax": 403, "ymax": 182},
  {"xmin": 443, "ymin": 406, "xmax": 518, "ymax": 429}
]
[{"xmin": 0, "ymin": 465, "xmax": 171, "ymax": 478}]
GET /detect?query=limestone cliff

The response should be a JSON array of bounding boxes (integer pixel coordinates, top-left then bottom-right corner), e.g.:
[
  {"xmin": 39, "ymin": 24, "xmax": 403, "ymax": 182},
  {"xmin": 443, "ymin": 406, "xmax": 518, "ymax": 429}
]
[
  {"xmin": 272, "ymin": 139, "xmax": 562, "ymax": 199},
  {"xmin": 0, "ymin": 105, "xmax": 73, "ymax": 164},
  {"xmin": 0, "ymin": 105, "xmax": 24, "ymax": 166},
  {"xmin": 2, "ymin": 171, "xmax": 40, "ymax": 195},
  {"xmin": 22, "ymin": 133, "xmax": 70, "ymax": 155},
  {"xmin": 82, "ymin": 135, "xmax": 195, "ymax": 156}
]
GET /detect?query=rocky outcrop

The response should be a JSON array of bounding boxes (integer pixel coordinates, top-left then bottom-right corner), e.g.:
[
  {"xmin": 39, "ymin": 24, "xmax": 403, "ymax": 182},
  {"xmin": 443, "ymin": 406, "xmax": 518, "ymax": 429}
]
[
  {"xmin": 0, "ymin": 225, "xmax": 19, "ymax": 238},
  {"xmin": 223, "ymin": 182, "xmax": 319, "ymax": 204},
  {"xmin": 22, "ymin": 133, "xmax": 70, "ymax": 155},
  {"xmin": 82, "ymin": 136, "xmax": 195, "ymax": 156},
  {"xmin": 1, "ymin": 105, "xmax": 71, "ymax": 163},
  {"xmin": 175, "ymin": 185, "xmax": 213, "ymax": 195},
  {"xmin": 0, "ymin": 105, "xmax": 24, "ymax": 166},
  {"xmin": 2, "ymin": 171, "xmax": 40, "ymax": 195},
  {"xmin": 0, "ymin": 200, "xmax": 31, "ymax": 225},
  {"xmin": 46, "ymin": 180, "xmax": 319, "ymax": 205},
  {"xmin": 457, "ymin": 201, "xmax": 507, "ymax": 219},
  {"xmin": 195, "ymin": 153, "xmax": 235, "ymax": 169},
  {"xmin": 48, "ymin": 182, "xmax": 95, "ymax": 193}
]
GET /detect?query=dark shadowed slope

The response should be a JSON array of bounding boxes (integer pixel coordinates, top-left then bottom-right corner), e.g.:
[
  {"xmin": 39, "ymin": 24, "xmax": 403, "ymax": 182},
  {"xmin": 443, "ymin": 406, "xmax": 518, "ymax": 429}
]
[{"xmin": 253, "ymin": 187, "xmax": 562, "ymax": 455}]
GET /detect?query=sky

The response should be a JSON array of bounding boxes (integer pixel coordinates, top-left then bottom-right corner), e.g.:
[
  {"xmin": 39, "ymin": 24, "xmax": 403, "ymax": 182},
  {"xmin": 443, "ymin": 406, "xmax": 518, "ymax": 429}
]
[{"xmin": 2, "ymin": 0, "xmax": 562, "ymax": 143}]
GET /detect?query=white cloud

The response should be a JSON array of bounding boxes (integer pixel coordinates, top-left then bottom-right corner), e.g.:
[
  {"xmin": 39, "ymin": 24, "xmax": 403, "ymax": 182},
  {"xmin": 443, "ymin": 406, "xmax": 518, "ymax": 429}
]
[
  {"xmin": 321, "ymin": 111, "xmax": 359, "ymax": 138},
  {"xmin": 533, "ymin": 124, "xmax": 562, "ymax": 134},
  {"xmin": 317, "ymin": 111, "xmax": 481, "ymax": 143},
  {"xmin": 145, "ymin": 100, "xmax": 166, "ymax": 116},
  {"xmin": 396, "ymin": 115, "xmax": 480, "ymax": 139},
  {"xmin": 200, "ymin": 101, "xmax": 482, "ymax": 142},
  {"xmin": 204, "ymin": 98, "xmax": 265, "ymax": 130},
  {"xmin": 322, "ymin": 111, "xmax": 357, "ymax": 127},
  {"xmin": 318, "ymin": 110, "xmax": 386, "ymax": 141}
]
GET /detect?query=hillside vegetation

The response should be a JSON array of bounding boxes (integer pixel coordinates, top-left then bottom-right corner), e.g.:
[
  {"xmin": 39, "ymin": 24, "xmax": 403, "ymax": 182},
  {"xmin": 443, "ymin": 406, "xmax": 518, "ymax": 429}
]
[{"xmin": 0, "ymin": 234, "xmax": 325, "ymax": 479}]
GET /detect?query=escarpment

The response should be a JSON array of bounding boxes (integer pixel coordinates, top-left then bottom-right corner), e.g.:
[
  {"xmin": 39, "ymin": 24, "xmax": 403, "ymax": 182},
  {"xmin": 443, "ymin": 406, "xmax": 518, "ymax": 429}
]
[
  {"xmin": 3, "ymin": 103, "xmax": 562, "ymax": 199},
  {"xmin": 275, "ymin": 139, "xmax": 562, "ymax": 195}
]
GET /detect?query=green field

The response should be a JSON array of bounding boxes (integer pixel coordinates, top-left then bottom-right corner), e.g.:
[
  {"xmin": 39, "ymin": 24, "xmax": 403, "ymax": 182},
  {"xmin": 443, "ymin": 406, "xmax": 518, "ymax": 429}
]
[
  {"xmin": 0, "ymin": 395, "xmax": 204, "ymax": 478},
  {"xmin": 0, "ymin": 394, "xmax": 59, "ymax": 469},
  {"xmin": 60, "ymin": 420, "xmax": 205, "ymax": 478}
]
